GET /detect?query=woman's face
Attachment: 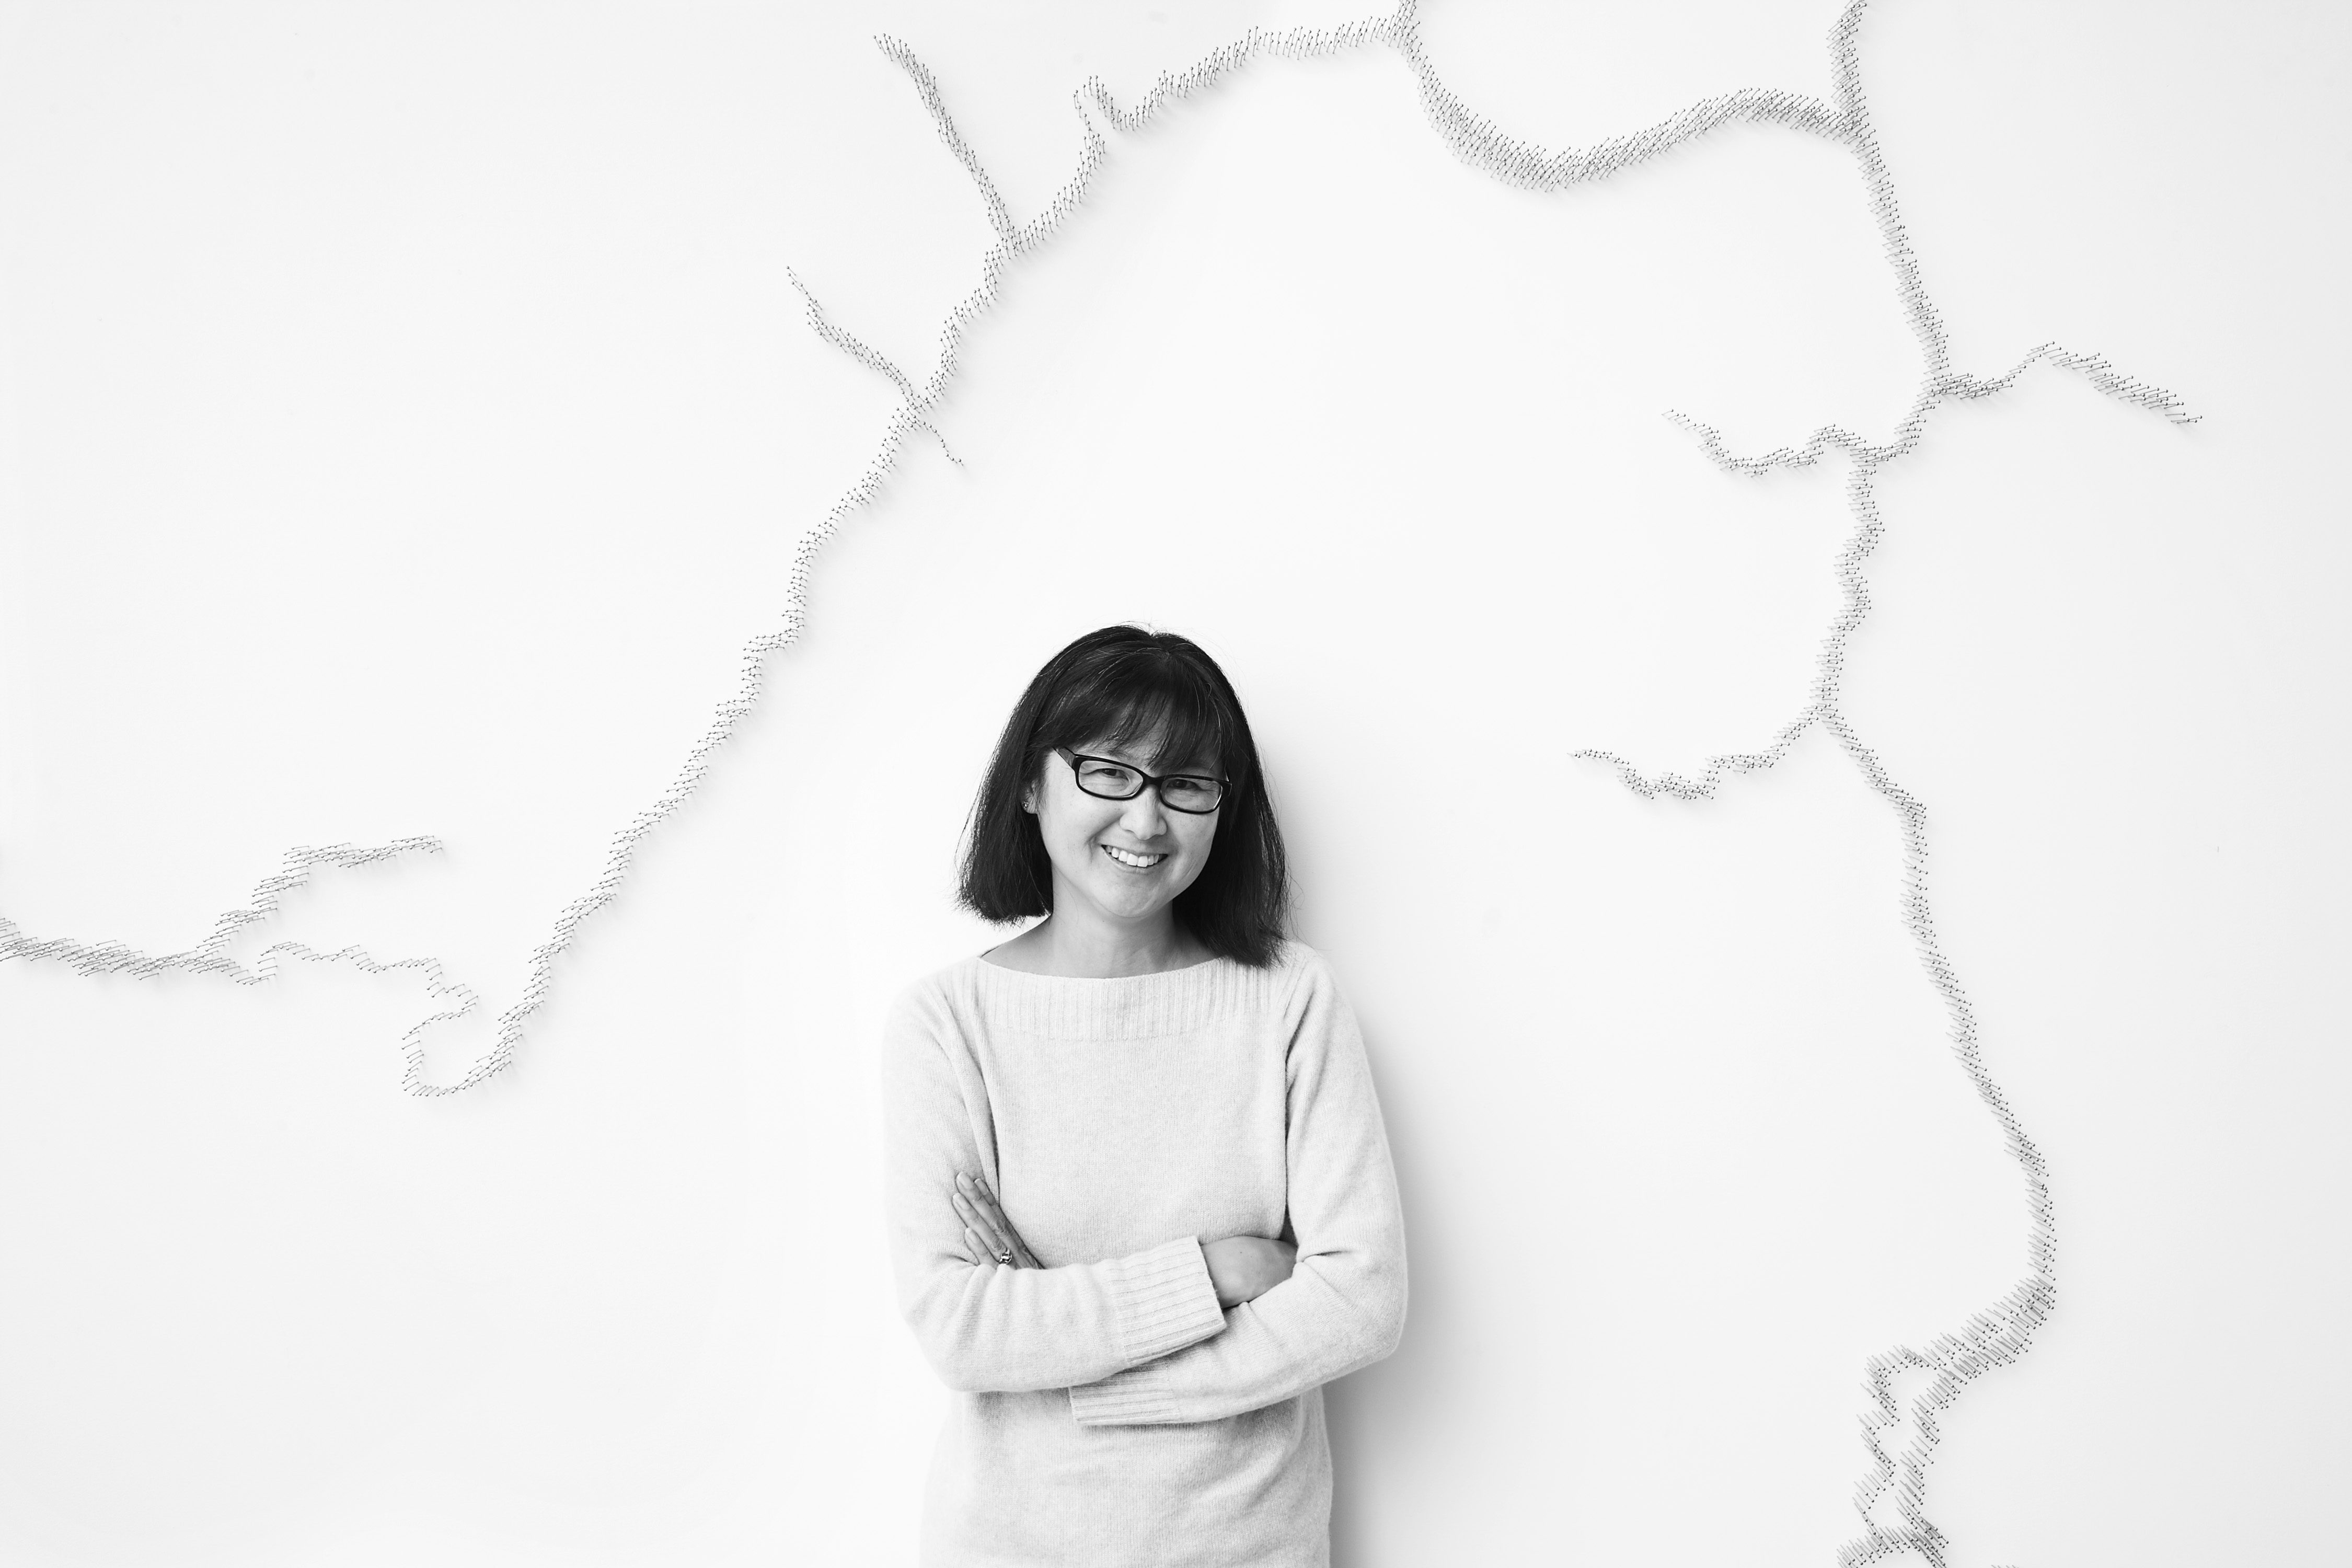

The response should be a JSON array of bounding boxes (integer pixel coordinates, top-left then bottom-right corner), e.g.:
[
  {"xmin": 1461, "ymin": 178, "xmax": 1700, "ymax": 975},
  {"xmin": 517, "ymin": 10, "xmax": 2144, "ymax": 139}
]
[{"xmin": 1023, "ymin": 731, "xmax": 1221, "ymax": 930}]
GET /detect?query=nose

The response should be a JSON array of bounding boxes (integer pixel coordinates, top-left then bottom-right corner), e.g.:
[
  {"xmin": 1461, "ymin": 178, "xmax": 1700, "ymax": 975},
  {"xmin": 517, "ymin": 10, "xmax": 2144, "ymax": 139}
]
[{"xmin": 1118, "ymin": 783, "xmax": 1170, "ymax": 838}]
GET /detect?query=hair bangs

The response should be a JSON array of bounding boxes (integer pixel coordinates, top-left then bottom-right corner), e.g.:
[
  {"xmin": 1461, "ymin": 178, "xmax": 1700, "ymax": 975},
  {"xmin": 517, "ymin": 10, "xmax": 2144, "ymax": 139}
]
[{"xmin": 1046, "ymin": 659, "xmax": 1233, "ymax": 779}]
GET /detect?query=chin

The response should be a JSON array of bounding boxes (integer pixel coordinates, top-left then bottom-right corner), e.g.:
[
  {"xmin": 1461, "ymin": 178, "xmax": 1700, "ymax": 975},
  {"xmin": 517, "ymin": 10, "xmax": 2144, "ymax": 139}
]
[
  {"xmin": 1091, "ymin": 885, "xmax": 1170, "ymax": 920},
  {"xmin": 1108, "ymin": 896, "xmax": 1171, "ymax": 922}
]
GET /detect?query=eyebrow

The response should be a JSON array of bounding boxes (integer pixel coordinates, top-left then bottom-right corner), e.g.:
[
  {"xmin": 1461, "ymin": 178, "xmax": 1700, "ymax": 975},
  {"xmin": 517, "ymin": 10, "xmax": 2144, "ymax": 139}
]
[{"xmin": 1079, "ymin": 745, "xmax": 1219, "ymax": 776}]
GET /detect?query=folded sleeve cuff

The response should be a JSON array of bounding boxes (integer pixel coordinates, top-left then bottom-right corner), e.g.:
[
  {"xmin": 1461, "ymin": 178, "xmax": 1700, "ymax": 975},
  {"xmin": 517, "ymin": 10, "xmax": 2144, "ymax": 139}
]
[
  {"xmin": 1066, "ymin": 1236, "xmax": 1226, "ymax": 1423},
  {"xmin": 1108, "ymin": 1234, "xmax": 1227, "ymax": 1365},
  {"xmin": 1068, "ymin": 1356, "xmax": 1183, "ymax": 1426}
]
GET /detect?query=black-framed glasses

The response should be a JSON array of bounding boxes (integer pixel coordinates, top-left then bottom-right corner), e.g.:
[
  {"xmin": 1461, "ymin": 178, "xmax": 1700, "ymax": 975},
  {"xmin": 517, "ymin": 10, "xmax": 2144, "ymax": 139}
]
[{"xmin": 1055, "ymin": 748, "xmax": 1227, "ymax": 814}]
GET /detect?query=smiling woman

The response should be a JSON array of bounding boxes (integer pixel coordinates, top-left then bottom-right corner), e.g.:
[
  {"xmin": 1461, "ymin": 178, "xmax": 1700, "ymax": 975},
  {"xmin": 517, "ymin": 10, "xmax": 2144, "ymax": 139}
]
[
  {"xmin": 958, "ymin": 624, "xmax": 1291, "ymax": 974},
  {"xmin": 878, "ymin": 625, "xmax": 1409, "ymax": 1566}
]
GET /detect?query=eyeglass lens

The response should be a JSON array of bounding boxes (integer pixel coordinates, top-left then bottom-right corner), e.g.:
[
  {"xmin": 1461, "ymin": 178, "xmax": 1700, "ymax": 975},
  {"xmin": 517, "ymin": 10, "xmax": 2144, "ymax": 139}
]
[{"xmin": 1071, "ymin": 758, "xmax": 1223, "ymax": 812}]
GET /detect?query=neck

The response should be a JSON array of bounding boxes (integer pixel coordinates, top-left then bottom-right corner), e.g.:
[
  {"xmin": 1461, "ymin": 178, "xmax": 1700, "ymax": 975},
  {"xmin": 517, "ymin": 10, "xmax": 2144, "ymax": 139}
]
[{"xmin": 996, "ymin": 904, "xmax": 1208, "ymax": 979}]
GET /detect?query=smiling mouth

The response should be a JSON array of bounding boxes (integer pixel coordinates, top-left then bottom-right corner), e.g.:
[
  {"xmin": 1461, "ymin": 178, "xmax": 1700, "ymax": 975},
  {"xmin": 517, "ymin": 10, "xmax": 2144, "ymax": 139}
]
[{"xmin": 1100, "ymin": 844, "xmax": 1167, "ymax": 870}]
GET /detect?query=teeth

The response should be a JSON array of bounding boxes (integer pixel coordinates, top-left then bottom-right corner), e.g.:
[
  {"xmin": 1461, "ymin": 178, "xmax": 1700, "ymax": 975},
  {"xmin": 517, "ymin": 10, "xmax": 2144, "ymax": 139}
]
[{"xmin": 1101, "ymin": 845, "xmax": 1165, "ymax": 869}]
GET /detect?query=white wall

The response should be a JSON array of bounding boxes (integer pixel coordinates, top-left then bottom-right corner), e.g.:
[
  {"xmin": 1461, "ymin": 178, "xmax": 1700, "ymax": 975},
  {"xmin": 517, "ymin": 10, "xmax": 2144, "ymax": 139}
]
[{"xmin": 1, "ymin": 2, "xmax": 2344, "ymax": 1564}]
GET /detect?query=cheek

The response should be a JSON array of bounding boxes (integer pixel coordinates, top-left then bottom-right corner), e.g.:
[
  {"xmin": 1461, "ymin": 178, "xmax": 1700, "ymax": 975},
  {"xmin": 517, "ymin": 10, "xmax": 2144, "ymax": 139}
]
[{"xmin": 1039, "ymin": 795, "xmax": 1111, "ymax": 852}]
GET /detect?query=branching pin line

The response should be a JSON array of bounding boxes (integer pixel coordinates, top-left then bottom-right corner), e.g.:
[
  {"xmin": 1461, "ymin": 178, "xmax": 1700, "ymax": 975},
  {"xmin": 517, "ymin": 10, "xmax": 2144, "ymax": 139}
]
[
  {"xmin": 0, "ymin": 839, "xmax": 481, "ymax": 1096},
  {"xmin": 1553, "ymin": 3, "xmax": 2194, "ymax": 1561},
  {"xmin": 0, "ymin": 5, "xmax": 2199, "ymax": 1555}
]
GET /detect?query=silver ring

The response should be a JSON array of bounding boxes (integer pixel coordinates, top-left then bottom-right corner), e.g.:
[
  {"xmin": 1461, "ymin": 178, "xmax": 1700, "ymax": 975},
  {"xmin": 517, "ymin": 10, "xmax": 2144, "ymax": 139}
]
[{"xmin": 993, "ymin": 1247, "xmax": 1013, "ymax": 1265}]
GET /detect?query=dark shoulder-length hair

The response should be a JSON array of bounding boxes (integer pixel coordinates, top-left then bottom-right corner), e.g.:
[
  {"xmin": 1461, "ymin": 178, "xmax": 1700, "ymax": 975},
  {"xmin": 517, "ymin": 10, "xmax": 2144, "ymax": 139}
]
[{"xmin": 958, "ymin": 625, "xmax": 1289, "ymax": 967}]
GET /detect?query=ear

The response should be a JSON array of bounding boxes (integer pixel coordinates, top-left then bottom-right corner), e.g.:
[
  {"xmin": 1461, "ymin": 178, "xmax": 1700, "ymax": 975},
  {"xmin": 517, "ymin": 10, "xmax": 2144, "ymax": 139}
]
[{"xmin": 1021, "ymin": 783, "xmax": 1038, "ymax": 814}]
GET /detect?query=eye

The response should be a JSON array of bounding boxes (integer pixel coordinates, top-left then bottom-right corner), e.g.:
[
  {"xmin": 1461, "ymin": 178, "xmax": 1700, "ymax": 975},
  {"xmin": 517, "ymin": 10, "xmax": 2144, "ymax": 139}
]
[
  {"xmin": 1080, "ymin": 762, "xmax": 1140, "ymax": 789},
  {"xmin": 1165, "ymin": 777, "xmax": 1227, "ymax": 811}
]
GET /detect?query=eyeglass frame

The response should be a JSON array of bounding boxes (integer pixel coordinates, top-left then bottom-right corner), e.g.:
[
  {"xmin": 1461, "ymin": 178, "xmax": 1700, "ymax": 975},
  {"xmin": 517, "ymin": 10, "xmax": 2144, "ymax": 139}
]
[{"xmin": 1053, "ymin": 747, "xmax": 1229, "ymax": 814}]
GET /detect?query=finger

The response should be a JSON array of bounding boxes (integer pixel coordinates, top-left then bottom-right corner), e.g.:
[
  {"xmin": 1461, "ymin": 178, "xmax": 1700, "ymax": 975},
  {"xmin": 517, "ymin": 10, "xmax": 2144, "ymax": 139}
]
[
  {"xmin": 961, "ymin": 1186, "xmax": 1020, "ymax": 1260},
  {"xmin": 984, "ymin": 1205, "xmax": 1039, "ymax": 1270},
  {"xmin": 953, "ymin": 1173, "xmax": 999, "ymax": 1235},
  {"xmin": 964, "ymin": 1177, "xmax": 1008, "ymax": 1226},
  {"xmin": 994, "ymin": 1213, "xmax": 1040, "ymax": 1269},
  {"xmin": 958, "ymin": 1175, "xmax": 1036, "ymax": 1267},
  {"xmin": 951, "ymin": 1189, "xmax": 998, "ymax": 1249},
  {"xmin": 962, "ymin": 1226, "xmax": 995, "ymax": 1266},
  {"xmin": 969, "ymin": 1184, "xmax": 1041, "ymax": 1268},
  {"xmin": 954, "ymin": 1191, "xmax": 1014, "ymax": 1260}
]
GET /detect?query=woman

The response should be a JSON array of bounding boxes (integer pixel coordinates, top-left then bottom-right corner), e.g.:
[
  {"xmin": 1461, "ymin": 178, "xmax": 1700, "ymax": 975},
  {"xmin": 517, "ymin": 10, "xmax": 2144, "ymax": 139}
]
[{"xmin": 879, "ymin": 625, "xmax": 1409, "ymax": 1566}]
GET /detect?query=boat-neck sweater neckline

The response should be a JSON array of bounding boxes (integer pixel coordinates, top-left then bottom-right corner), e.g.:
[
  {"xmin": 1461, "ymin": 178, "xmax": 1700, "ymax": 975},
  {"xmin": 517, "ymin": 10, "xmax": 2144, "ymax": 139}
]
[{"xmin": 963, "ymin": 951, "xmax": 1265, "ymax": 1041}]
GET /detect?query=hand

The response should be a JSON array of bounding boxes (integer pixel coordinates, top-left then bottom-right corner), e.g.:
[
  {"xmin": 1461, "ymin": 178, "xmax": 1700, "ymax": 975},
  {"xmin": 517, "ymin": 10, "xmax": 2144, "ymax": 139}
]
[
  {"xmin": 1201, "ymin": 1236, "xmax": 1298, "ymax": 1308},
  {"xmin": 953, "ymin": 1172, "xmax": 1043, "ymax": 1269}
]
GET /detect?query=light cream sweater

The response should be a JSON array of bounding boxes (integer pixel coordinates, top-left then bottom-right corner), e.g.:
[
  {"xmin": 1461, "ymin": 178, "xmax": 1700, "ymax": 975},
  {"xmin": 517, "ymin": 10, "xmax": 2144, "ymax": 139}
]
[{"xmin": 879, "ymin": 940, "xmax": 1408, "ymax": 1567}]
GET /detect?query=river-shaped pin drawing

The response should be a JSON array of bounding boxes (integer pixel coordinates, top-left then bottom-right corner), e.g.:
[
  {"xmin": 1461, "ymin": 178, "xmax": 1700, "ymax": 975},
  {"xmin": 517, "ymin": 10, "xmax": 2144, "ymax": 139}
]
[{"xmin": 0, "ymin": 3, "xmax": 2196, "ymax": 1560}]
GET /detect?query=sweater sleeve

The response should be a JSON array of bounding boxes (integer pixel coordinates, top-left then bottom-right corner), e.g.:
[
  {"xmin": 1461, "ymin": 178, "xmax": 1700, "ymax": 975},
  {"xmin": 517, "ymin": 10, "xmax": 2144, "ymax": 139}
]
[
  {"xmin": 1066, "ymin": 954, "xmax": 1408, "ymax": 1426},
  {"xmin": 880, "ymin": 979, "xmax": 1230, "ymax": 1394}
]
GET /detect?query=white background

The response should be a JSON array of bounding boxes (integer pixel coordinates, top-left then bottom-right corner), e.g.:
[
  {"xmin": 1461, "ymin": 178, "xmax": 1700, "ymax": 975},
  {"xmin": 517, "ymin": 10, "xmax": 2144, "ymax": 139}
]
[{"xmin": 2, "ymin": 2, "xmax": 2345, "ymax": 1564}]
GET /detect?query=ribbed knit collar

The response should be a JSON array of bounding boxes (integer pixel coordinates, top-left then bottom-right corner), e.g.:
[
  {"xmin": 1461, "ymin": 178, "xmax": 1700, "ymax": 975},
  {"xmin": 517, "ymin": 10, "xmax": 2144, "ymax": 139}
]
[{"xmin": 965, "ymin": 951, "xmax": 1275, "ymax": 1040}]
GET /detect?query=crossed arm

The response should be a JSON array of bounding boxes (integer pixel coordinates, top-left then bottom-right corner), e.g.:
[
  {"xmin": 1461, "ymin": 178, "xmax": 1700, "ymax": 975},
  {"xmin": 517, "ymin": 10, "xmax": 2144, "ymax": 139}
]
[
  {"xmin": 879, "ymin": 967, "xmax": 1407, "ymax": 1426},
  {"xmin": 951, "ymin": 1170, "xmax": 1299, "ymax": 1310}
]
